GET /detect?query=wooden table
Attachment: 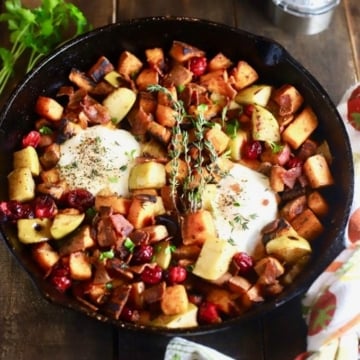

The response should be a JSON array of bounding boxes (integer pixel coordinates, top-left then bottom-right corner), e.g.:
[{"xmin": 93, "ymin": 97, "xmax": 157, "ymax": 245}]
[{"xmin": 0, "ymin": 1, "xmax": 358, "ymax": 359}]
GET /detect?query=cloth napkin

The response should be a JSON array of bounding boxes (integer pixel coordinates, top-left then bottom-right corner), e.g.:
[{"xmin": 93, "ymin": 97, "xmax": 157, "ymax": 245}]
[{"xmin": 299, "ymin": 84, "xmax": 360, "ymax": 360}]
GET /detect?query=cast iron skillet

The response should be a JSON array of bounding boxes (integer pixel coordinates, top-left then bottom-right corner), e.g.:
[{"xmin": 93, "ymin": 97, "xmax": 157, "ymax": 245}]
[{"xmin": 0, "ymin": 17, "xmax": 354, "ymax": 335}]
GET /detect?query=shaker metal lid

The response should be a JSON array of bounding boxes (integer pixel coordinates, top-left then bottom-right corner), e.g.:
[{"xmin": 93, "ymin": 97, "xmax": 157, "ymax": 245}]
[{"xmin": 272, "ymin": 0, "xmax": 340, "ymax": 15}]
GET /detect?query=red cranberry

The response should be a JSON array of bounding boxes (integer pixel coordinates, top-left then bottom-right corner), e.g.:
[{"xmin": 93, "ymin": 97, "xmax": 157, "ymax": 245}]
[
  {"xmin": 244, "ymin": 104, "xmax": 255, "ymax": 117},
  {"xmin": 286, "ymin": 156, "xmax": 303, "ymax": 169},
  {"xmin": 120, "ymin": 306, "xmax": 140, "ymax": 322},
  {"xmin": 0, "ymin": 200, "xmax": 34, "ymax": 222},
  {"xmin": 34, "ymin": 195, "xmax": 58, "ymax": 218},
  {"xmin": 198, "ymin": 302, "xmax": 221, "ymax": 324},
  {"xmin": 232, "ymin": 252, "xmax": 254, "ymax": 275},
  {"xmin": 60, "ymin": 189, "xmax": 94, "ymax": 212},
  {"xmin": 132, "ymin": 244, "xmax": 154, "ymax": 264},
  {"xmin": 166, "ymin": 265, "xmax": 187, "ymax": 284},
  {"xmin": 141, "ymin": 265, "xmax": 163, "ymax": 285},
  {"xmin": 49, "ymin": 265, "xmax": 72, "ymax": 293},
  {"xmin": 243, "ymin": 140, "xmax": 262, "ymax": 160},
  {"xmin": 189, "ymin": 56, "xmax": 207, "ymax": 76},
  {"xmin": 22, "ymin": 130, "xmax": 41, "ymax": 148}
]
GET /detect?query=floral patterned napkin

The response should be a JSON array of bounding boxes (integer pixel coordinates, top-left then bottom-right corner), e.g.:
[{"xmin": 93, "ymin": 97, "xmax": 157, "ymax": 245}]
[{"xmin": 299, "ymin": 83, "xmax": 360, "ymax": 359}]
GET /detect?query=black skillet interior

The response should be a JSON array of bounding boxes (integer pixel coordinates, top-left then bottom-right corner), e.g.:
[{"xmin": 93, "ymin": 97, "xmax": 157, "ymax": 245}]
[{"xmin": 0, "ymin": 17, "xmax": 354, "ymax": 335}]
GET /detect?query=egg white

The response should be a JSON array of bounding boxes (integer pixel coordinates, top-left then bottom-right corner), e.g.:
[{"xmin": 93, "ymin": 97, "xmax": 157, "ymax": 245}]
[
  {"xmin": 57, "ymin": 125, "xmax": 140, "ymax": 196},
  {"xmin": 212, "ymin": 163, "xmax": 278, "ymax": 255}
]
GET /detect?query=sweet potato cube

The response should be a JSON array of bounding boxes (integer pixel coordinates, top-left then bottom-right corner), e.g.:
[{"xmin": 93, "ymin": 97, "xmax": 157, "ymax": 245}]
[
  {"xmin": 307, "ymin": 191, "xmax": 329, "ymax": 218},
  {"xmin": 290, "ymin": 208, "xmax": 324, "ymax": 241},
  {"xmin": 206, "ymin": 288, "xmax": 235, "ymax": 314},
  {"xmin": 32, "ymin": 242, "xmax": 60, "ymax": 275},
  {"xmin": 155, "ymin": 104, "xmax": 177, "ymax": 127},
  {"xmin": 169, "ymin": 40, "xmax": 205, "ymax": 62},
  {"xmin": 228, "ymin": 276, "xmax": 252, "ymax": 295},
  {"xmin": 135, "ymin": 68, "xmax": 159, "ymax": 91},
  {"xmin": 204, "ymin": 126, "xmax": 230, "ymax": 155},
  {"xmin": 230, "ymin": 60, "xmax": 259, "ymax": 90},
  {"xmin": 147, "ymin": 120, "xmax": 172, "ymax": 144},
  {"xmin": 164, "ymin": 63, "xmax": 193, "ymax": 87},
  {"xmin": 282, "ymin": 107, "xmax": 318, "ymax": 149},
  {"xmin": 40, "ymin": 168, "xmax": 60, "ymax": 184},
  {"xmin": 59, "ymin": 225, "xmax": 96, "ymax": 256},
  {"xmin": 117, "ymin": 50, "xmax": 143, "ymax": 78},
  {"xmin": 199, "ymin": 69, "xmax": 237, "ymax": 98},
  {"xmin": 181, "ymin": 210, "xmax": 217, "ymax": 246},
  {"xmin": 88, "ymin": 55, "xmax": 114, "ymax": 82},
  {"xmin": 127, "ymin": 197, "xmax": 156, "ymax": 229},
  {"xmin": 242, "ymin": 283, "xmax": 264, "ymax": 308},
  {"xmin": 145, "ymin": 47, "xmax": 165, "ymax": 71},
  {"xmin": 95, "ymin": 195, "xmax": 131, "ymax": 214},
  {"xmin": 69, "ymin": 251, "xmax": 92, "ymax": 280},
  {"xmin": 161, "ymin": 284, "xmax": 189, "ymax": 315},
  {"xmin": 272, "ymin": 84, "xmax": 304, "ymax": 116},
  {"xmin": 254, "ymin": 256, "xmax": 285, "ymax": 285},
  {"xmin": 303, "ymin": 154, "xmax": 334, "ymax": 188},
  {"xmin": 280, "ymin": 195, "xmax": 307, "ymax": 221},
  {"xmin": 35, "ymin": 96, "xmax": 64, "ymax": 121},
  {"xmin": 208, "ymin": 52, "xmax": 233, "ymax": 71}
]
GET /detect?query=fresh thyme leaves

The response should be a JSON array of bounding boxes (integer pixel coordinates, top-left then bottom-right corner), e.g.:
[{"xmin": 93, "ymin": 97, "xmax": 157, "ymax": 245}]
[
  {"xmin": 229, "ymin": 212, "xmax": 258, "ymax": 231},
  {"xmin": 0, "ymin": 0, "xmax": 91, "ymax": 96}
]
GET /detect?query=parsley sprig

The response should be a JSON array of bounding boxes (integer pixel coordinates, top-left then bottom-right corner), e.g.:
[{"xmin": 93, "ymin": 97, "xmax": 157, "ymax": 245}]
[{"xmin": 0, "ymin": 0, "xmax": 91, "ymax": 96}]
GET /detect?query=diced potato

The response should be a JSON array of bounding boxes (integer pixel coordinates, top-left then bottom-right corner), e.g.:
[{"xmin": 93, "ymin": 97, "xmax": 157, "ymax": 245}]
[
  {"xmin": 169, "ymin": 40, "xmax": 205, "ymax": 62},
  {"xmin": 145, "ymin": 47, "xmax": 165, "ymax": 70},
  {"xmin": 147, "ymin": 120, "xmax": 172, "ymax": 144},
  {"xmin": 307, "ymin": 191, "xmax": 329, "ymax": 218},
  {"xmin": 303, "ymin": 154, "xmax": 334, "ymax": 188},
  {"xmin": 35, "ymin": 96, "xmax": 64, "ymax": 121},
  {"xmin": 254, "ymin": 256, "xmax": 285, "ymax": 284},
  {"xmin": 39, "ymin": 168, "xmax": 60, "ymax": 184},
  {"xmin": 128, "ymin": 162, "xmax": 166, "ymax": 190},
  {"xmin": 59, "ymin": 225, "xmax": 96, "ymax": 256},
  {"xmin": 151, "ymin": 303, "xmax": 198, "ymax": 328},
  {"xmin": 36, "ymin": 181, "xmax": 67, "ymax": 200},
  {"xmin": 117, "ymin": 50, "xmax": 143, "ymax": 78},
  {"xmin": 17, "ymin": 218, "xmax": 52, "ymax": 244},
  {"xmin": 104, "ymin": 70, "xmax": 123, "ymax": 88},
  {"xmin": 164, "ymin": 63, "xmax": 193, "ymax": 87},
  {"xmin": 227, "ymin": 129, "xmax": 248, "ymax": 161},
  {"xmin": 141, "ymin": 139, "xmax": 168, "ymax": 159},
  {"xmin": 156, "ymin": 104, "xmax": 177, "ymax": 127},
  {"xmin": 165, "ymin": 159, "xmax": 189, "ymax": 184},
  {"xmin": 230, "ymin": 60, "xmax": 259, "ymax": 90},
  {"xmin": 280, "ymin": 195, "xmax": 307, "ymax": 221},
  {"xmin": 69, "ymin": 251, "xmax": 92, "ymax": 280},
  {"xmin": 95, "ymin": 195, "xmax": 131, "ymax": 214},
  {"xmin": 206, "ymin": 288, "xmax": 235, "ymax": 314},
  {"xmin": 282, "ymin": 106, "xmax": 318, "ymax": 149},
  {"xmin": 272, "ymin": 84, "xmax": 304, "ymax": 115},
  {"xmin": 204, "ymin": 125, "xmax": 230, "ymax": 155},
  {"xmin": 207, "ymin": 52, "xmax": 233, "ymax": 71},
  {"xmin": 290, "ymin": 208, "xmax": 324, "ymax": 241},
  {"xmin": 235, "ymin": 84, "xmax": 273, "ymax": 107},
  {"xmin": 251, "ymin": 104, "xmax": 280, "ymax": 143},
  {"xmin": 103, "ymin": 87, "xmax": 137, "ymax": 124},
  {"xmin": 13, "ymin": 146, "xmax": 40, "ymax": 176},
  {"xmin": 228, "ymin": 276, "xmax": 252, "ymax": 294},
  {"xmin": 199, "ymin": 69, "xmax": 237, "ymax": 99},
  {"xmin": 269, "ymin": 165, "xmax": 286, "ymax": 192},
  {"xmin": 192, "ymin": 236, "xmax": 237, "ymax": 280},
  {"xmin": 32, "ymin": 242, "xmax": 60, "ymax": 274},
  {"xmin": 69, "ymin": 68, "xmax": 96, "ymax": 92},
  {"xmin": 265, "ymin": 234, "xmax": 311, "ymax": 264},
  {"xmin": 8, "ymin": 167, "xmax": 35, "ymax": 202},
  {"xmin": 181, "ymin": 210, "xmax": 217, "ymax": 246},
  {"xmin": 161, "ymin": 284, "xmax": 189, "ymax": 315},
  {"xmin": 88, "ymin": 55, "xmax": 114, "ymax": 82},
  {"xmin": 50, "ymin": 212, "xmax": 85, "ymax": 240},
  {"xmin": 135, "ymin": 68, "xmax": 159, "ymax": 91},
  {"xmin": 39, "ymin": 143, "xmax": 60, "ymax": 169},
  {"xmin": 127, "ymin": 196, "xmax": 156, "ymax": 229}
]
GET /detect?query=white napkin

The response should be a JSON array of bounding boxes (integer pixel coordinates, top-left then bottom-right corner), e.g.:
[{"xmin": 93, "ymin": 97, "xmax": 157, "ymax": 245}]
[
  {"xmin": 164, "ymin": 337, "xmax": 235, "ymax": 360},
  {"xmin": 300, "ymin": 83, "xmax": 360, "ymax": 359}
]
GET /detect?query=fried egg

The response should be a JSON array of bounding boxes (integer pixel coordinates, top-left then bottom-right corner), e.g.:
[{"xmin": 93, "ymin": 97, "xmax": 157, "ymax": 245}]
[{"xmin": 57, "ymin": 125, "xmax": 140, "ymax": 196}]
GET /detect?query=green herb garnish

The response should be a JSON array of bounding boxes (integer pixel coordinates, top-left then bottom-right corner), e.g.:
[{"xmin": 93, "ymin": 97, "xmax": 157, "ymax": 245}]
[
  {"xmin": 124, "ymin": 237, "xmax": 135, "ymax": 253},
  {"xmin": 99, "ymin": 249, "xmax": 115, "ymax": 261}
]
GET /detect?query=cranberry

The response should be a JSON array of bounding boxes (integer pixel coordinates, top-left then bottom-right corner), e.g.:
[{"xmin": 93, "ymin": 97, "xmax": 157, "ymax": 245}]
[
  {"xmin": 120, "ymin": 306, "xmax": 140, "ymax": 322},
  {"xmin": 232, "ymin": 252, "xmax": 254, "ymax": 275},
  {"xmin": 0, "ymin": 200, "xmax": 34, "ymax": 222},
  {"xmin": 22, "ymin": 130, "xmax": 41, "ymax": 148},
  {"xmin": 189, "ymin": 56, "xmax": 207, "ymax": 76},
  {"xmin": 132, "ymin": 244, "xmax": 154, "ymax": 264},
  {"xmin": 141, "ymin": 265, "xmax": 163, "ymax": 285},
  {"xmin": 49, "ymin": 264, "xmax": 72, "ymax": 293},
  {"xmin": 198, "ymin": 302, "xmax": 221, "ymax": 324},
  {"xmin": 286, "ymin": 156, "xmax": 303, "ymax": 169},
  {"xmin": 34, "ymin": 195, "xmax": 58, "ymax": 218},
  {"xmin": 244, "ymin": 104, "xmax": 255, "ymax": 117},
  {"xmin": 243, "ymin": 140, "xmax": 262, "ymax": 160},
  {"xmin": 60, "ymin": 189, "xmax": 94, "ymax": 212},
  {"xmin": 166, "ymin": 265, "xmax": 187, "ymax": 284}
]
